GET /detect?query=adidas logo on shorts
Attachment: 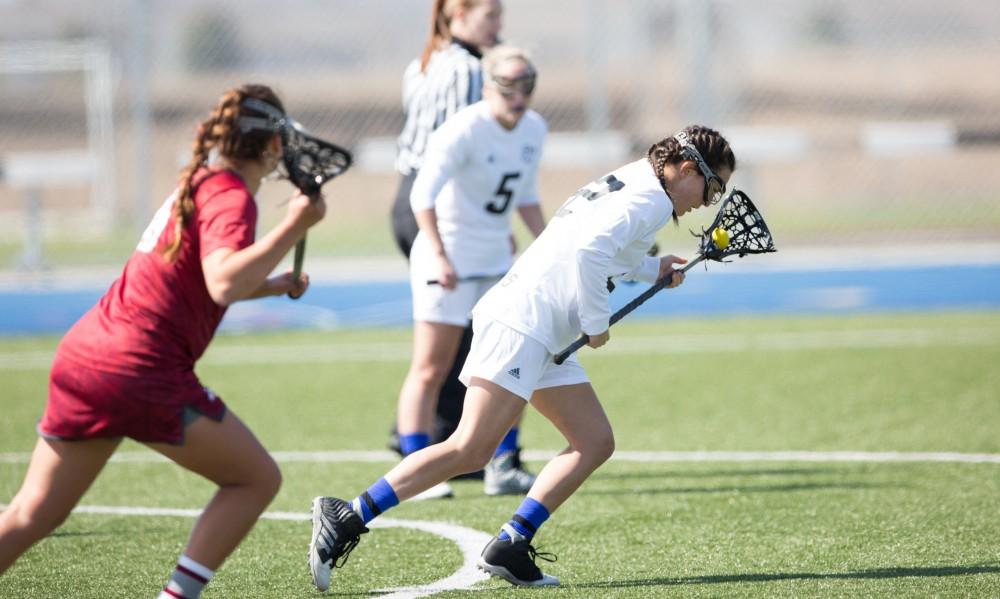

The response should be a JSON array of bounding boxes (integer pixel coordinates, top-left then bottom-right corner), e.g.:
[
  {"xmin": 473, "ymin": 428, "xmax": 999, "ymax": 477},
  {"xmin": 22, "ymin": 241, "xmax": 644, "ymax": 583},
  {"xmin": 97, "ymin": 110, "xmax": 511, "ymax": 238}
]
[{"xmin": 507, "ymin": 367, "xmax": 520, "ymax": 380}]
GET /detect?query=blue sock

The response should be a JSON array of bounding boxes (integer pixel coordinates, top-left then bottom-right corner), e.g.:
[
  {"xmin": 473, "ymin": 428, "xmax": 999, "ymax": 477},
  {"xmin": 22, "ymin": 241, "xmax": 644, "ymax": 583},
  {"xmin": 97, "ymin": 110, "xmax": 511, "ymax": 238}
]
[
  {"xmin": 498, "ymin": 497, "xmax": 550, "ymax": 541},
  {"xmin": 399, "ymin": 432, "xmax": 430, "ymax": 456},
  {"xmin": 350, "ymin": 478, "xmax": 399, "ymax": 524},
  {"xmin": 493, "ymin": 427, "xmax": 520, "ymax": 458}
]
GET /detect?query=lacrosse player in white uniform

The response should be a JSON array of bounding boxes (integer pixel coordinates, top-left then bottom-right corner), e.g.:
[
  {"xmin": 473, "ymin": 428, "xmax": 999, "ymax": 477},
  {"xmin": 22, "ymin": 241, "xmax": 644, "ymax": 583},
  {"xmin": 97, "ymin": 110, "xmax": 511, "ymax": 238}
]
[
  {"xmin": 390, "ymin": 0, "xmax": 539, "ymax": 491},
  {"xmin": 396, "ymin": 45, "xmax": 547, "ymax": 500},
  {"xmin": 309, "ymin": 125, "xmax": 736, "ymax": 590}
]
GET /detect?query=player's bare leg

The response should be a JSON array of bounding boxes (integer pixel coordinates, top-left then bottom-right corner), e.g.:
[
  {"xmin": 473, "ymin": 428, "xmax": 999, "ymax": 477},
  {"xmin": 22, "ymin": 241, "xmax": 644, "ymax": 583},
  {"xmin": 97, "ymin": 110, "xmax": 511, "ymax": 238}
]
[
  {"xmin": 147, "ymin": 410, "xmax": 281, "ymax": 570},
  {"xmin": 396, "ymin": 321, "xmax": 467, "ymax": 438},
  {"xmin": 395, "ymin": 320, "xmax": 468, "ymax": 499},
  {"xmin": 386, "ymin": 378, "xmax": 525, "ymax": 500},
  {"xmin": 524, "ymin": 382, "xmax": 615, "ymax": 512},
  {"xmin": 477, "ymin": 383, "xmax": 612, "ymax": 587},
  {"xmin": 0, "ymin": 437, "xmax": 120, "ymax": 573}
]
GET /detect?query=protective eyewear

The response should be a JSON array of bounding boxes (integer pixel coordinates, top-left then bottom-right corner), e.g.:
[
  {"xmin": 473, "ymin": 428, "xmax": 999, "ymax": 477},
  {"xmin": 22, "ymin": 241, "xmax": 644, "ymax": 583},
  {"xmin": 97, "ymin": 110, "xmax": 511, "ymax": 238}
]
[
  {"xmin": 491, "ymin": 71, "xmax": 536, "ymax": 97},
  {"xmin": 674, "ymin": 131, "xmax": 725, "ymax": 206}
]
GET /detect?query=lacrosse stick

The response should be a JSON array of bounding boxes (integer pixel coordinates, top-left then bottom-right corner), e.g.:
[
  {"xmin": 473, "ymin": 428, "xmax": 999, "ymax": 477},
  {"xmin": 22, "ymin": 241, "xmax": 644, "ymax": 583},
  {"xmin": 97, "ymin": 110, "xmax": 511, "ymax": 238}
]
[
  {"xmin": 239, "ymin": 98, "xmax": 353, "ymax": 298},
  {"xmin": 553, "ymin": 189, "xmax": 776, "ymax": 364},
  {"xmin": 426, "ymin": 273, "xmax": 506, "ymax": 286}
]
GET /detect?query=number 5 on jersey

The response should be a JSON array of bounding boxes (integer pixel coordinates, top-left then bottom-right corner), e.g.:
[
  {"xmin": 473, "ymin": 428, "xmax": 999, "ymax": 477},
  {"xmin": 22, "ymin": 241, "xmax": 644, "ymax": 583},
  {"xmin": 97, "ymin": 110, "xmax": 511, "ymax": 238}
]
[{"xmin": 486, "ymin": 172, "xmax": 521, "ymax": 214}]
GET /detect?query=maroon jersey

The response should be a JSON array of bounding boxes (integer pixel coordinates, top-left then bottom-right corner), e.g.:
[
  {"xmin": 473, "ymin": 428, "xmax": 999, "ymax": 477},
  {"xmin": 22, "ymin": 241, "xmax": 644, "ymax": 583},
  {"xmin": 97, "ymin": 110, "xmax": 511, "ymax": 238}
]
[
  {"xmin": 40, "ymin": 169, "xmax": 256, "ymax": 443},
  {"xmin": 59, "ymin": 169, "xmax": 255, "ymax": 376}
]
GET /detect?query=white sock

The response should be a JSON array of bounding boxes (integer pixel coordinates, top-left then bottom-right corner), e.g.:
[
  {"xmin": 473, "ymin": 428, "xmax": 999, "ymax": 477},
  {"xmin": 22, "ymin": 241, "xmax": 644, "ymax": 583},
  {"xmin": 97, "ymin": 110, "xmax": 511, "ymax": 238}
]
[{"xmin": 158, "ymin": 554, "xmax": 215, "ymax": 599}]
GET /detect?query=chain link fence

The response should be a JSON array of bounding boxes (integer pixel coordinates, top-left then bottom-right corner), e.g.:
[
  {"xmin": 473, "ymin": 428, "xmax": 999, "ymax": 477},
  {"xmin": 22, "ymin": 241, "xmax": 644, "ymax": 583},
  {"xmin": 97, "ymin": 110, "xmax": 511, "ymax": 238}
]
[{"xmin": 1, "ymin": 0, "xmax": 998, "ymax": 268}]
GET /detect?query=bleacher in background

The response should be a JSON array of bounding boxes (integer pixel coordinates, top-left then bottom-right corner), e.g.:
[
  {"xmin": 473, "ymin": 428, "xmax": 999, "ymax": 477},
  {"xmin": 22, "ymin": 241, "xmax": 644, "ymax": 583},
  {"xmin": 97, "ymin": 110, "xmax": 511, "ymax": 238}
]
[{"xmin": 1, "ymin": 0, "xmax": 998, "ymax": 269}]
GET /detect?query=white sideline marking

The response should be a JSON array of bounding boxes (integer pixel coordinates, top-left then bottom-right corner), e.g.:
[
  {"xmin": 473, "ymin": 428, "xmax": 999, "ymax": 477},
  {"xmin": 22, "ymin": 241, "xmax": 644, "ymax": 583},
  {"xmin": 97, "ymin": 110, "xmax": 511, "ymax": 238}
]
[
  {"xmin": 2, "ymin": 449, "xmax": 998, "ymax": 465},
  {"xmin": 0, "ymin": 503, "xmax": 489, "ymax": 599},
  {"xmin": 1, "ymin": 326, "xmax": 998, "ymax": 370}
]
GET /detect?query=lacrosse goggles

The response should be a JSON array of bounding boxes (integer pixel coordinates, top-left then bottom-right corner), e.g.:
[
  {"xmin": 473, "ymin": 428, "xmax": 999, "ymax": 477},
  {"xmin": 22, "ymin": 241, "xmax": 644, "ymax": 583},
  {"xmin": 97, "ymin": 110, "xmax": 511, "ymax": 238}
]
[
  {"xmin": 491, "ymin": 69, "xmax": 537, "ymax": 97},
  {"xmin": 237, "ymin": 97, "xmax": 298, "ymax": 181},
  {"xmin": 674, "ymin": 131, "xmax": 726, "ymax": 207},
  {"xmin": 238, "ymin": 96, "xmax": 294, "ymax": 138}
]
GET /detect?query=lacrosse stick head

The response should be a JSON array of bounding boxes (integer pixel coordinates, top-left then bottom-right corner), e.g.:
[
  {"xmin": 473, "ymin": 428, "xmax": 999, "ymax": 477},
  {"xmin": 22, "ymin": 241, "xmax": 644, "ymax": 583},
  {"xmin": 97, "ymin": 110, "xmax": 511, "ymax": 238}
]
[
  {"xmin": 239, "ymin": 97, "xmax": 352, "ymax": 197},
  {"xmin": 278, "ymin": 121, "xmax": 352, "ymax": 197},
  {"xmin": 695, "ymin": 189, "xmax": 776, "ymax": 262}
]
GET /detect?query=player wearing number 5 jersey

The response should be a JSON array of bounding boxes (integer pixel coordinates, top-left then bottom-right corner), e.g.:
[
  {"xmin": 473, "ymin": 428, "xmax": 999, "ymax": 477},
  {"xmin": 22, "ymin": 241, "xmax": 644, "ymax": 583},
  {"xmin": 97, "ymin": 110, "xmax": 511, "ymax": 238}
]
[
  {"xmin": 394, "ymin": 45, "xmax": 547, "ymax": 501},
  {"xmin": 386, "ymin": 0, "xmax": 506, "ymax": 481},
  {"xmin": 408, "ymin": 75, "xmax": 546, "ymax": 296},
  {"xmin": 309, "ymin": 125, "xmax": 735, "ymax": 589}
]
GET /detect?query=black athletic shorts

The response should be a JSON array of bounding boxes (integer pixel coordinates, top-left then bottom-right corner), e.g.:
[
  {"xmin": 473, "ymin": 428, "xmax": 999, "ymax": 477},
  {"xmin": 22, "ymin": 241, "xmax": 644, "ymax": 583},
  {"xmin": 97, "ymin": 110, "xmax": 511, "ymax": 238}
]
[{"xmin": 390, "ymin": 171, "xmax": 419, "ymax": 259}]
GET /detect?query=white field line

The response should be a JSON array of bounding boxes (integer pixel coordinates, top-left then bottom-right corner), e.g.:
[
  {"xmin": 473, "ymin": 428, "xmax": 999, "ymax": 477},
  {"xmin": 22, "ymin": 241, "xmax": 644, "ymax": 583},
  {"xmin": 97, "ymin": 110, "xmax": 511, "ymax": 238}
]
[
  {"xmin": 368, "ymin": 519, "xmax": 491, "ymax": 599},
  {"xmin": 0, "ymin": 504, "xmax": 489, "ymax": 599},
  {"xmin": 2, "ymin": 449, "xmax": 998, "ymax": 465},
  {"xmin": 2, "ymin": 326, "xmax": 998, "ymax": 371}
]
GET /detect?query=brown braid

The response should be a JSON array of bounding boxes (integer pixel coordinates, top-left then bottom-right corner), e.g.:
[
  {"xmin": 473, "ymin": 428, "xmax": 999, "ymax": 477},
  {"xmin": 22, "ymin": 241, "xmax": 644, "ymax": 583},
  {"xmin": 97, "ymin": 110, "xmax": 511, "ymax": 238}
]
[
  {"xmin": 646, "ymin": 125, "xmax": 736, "ymax": 222},
  {"xmin": 161, "ymin": 84, "xmax": 284, "ymax": 262},
  {"xmin": 420, "ymin": 0, "xmax": 484, "ymax": 71}
]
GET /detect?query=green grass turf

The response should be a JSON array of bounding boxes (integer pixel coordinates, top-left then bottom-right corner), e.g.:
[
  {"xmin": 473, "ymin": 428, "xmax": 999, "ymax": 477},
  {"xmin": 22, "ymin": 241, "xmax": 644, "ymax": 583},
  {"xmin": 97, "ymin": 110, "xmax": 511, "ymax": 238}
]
[{"xmin": 1, "ymin": 311, "xmax": 999, "ymax": 597}]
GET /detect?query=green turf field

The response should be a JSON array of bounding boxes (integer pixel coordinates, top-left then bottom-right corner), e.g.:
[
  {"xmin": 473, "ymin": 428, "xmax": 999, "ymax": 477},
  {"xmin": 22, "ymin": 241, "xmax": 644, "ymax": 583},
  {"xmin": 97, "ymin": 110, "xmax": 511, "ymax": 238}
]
[{"xmin": 1, "ymin": 311, "xmax": 999, "ymax": 597}]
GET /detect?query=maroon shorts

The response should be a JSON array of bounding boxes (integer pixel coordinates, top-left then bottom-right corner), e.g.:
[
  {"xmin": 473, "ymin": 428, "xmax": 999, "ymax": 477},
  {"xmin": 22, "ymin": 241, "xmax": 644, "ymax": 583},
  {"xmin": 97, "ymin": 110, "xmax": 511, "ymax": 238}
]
[{"xmin": 38, "ymin": 353, "xmax": 226, "ymax": 445}]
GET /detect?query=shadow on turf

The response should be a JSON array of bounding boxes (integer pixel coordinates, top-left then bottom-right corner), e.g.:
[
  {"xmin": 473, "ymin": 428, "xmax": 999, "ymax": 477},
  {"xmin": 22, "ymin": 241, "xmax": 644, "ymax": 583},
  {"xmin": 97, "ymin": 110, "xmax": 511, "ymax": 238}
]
[
  {"xmin": 569, "ymin": 563, "xmax": 1000, "ymax": 589},
  {"xmin": 579, "ymin": 480, "xmax": 892, "ymax": 496},
  {"xmin": 591, "ymin": 467, "xmax": 835, "ymax": 480},
  {"xmin": 47, "ymin": 524, "xmax": 180, "ymax": 539},
  {"xmin": 47, "ymin": 530, "xmax": 110, "ymax": 539}
]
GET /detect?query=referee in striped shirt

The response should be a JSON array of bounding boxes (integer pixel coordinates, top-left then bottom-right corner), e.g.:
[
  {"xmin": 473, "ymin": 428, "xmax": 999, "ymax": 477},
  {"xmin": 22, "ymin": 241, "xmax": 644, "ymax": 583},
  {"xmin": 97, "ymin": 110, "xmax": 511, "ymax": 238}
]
[{"xmin": 391, "ymin": 0, "xmax": 501, "ymax": 257}]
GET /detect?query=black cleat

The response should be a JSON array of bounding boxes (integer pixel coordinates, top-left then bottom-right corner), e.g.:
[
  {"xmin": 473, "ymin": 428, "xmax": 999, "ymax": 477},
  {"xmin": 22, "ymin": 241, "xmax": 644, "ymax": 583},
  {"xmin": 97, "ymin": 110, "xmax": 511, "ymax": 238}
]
[
  {"xmin": 477, "ymin": 524, "xmax": 559, "ymax": 586},
  {"xmin": 309, "ymin": 496, "xmax": 368, "ymax": 591}
]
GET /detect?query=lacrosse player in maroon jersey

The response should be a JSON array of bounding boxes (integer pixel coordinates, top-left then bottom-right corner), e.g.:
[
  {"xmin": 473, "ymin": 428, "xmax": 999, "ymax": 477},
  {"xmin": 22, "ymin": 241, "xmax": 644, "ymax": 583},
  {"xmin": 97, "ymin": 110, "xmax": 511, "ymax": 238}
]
[
  {"xmin": 310, "ymin": 126, "xmax": 734, "ymax": 588},
  {"xmin": 0, "ymin": 84, "xmax": 324, "ymax": 599},
  {"xmin": 390, "ymin": 0, "xmax": 536, "ymax": 498}
]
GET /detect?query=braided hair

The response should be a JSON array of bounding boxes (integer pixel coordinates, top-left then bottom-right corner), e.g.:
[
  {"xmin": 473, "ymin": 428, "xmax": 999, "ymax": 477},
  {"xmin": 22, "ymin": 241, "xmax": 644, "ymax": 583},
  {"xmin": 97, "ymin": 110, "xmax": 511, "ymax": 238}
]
[
  {"xmin": 162, "ymin": 84, "xmax": 284, "ymax": 262},
  {"xmin": 647, "ymin": 125, "xmax": 735, "ymax": 221}
]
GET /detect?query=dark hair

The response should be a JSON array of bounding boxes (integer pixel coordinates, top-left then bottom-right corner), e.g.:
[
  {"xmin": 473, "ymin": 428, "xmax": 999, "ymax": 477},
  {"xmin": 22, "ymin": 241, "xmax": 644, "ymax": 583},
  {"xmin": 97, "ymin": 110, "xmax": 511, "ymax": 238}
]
[
  {"xmin": 647, "ymin": 125, "xmax": 735, "ymax": 221},
  {"xmin": 420, "ymin": 0, "xmax": 485, "ymax": 71},
  {"xmin": 162, "ymin": 84, "xmax": 284, "ymax": 262}
]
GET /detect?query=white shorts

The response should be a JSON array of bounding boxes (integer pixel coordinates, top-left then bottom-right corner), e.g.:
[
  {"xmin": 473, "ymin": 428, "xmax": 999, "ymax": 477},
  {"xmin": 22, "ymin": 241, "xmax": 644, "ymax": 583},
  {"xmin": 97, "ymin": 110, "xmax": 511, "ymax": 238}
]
[
  {"xmin": 459, "ymin": 318, "xmax": 589, "ymax": 401},
  {"xmin": 408, "ymin": 233, "xmax": 510, "ymax": 326},
  {"xmin": 410, "ymin": 271, "xmax": 499, "ymax": 326}
]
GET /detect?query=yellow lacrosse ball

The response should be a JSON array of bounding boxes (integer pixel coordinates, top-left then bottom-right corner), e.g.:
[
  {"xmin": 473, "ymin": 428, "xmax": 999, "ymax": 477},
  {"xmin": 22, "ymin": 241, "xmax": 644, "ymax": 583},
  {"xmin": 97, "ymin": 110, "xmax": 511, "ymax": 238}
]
[{"xmin": 711, "ymin": 227, "xmax": 730, "ymax": 249}]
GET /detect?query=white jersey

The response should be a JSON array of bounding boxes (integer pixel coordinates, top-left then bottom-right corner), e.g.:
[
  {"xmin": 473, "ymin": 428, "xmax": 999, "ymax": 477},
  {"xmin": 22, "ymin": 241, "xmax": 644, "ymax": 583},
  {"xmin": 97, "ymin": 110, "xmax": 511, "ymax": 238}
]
[
  {"xmin": 473, "ymin": 159, "xmax": 672, "ymax": 354},
  {"xmin": 410, "ymin": 101, "xmax": 546, "ymax": 278}
]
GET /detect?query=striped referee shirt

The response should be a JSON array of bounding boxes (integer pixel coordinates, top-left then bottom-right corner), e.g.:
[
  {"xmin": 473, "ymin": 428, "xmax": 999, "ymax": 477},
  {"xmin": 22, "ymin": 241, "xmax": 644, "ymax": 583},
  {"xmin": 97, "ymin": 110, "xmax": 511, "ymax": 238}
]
[{"xmin": 396, "ymin": 39, "xmax": 483, "ymax": 176}]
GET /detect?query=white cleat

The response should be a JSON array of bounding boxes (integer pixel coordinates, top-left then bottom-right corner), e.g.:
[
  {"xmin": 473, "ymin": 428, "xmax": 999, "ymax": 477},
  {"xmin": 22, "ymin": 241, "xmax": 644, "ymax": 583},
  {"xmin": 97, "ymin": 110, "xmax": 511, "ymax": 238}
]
[{"xmin": 409, "ymin": 481, "xmax": 455, "ymax": 501}]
